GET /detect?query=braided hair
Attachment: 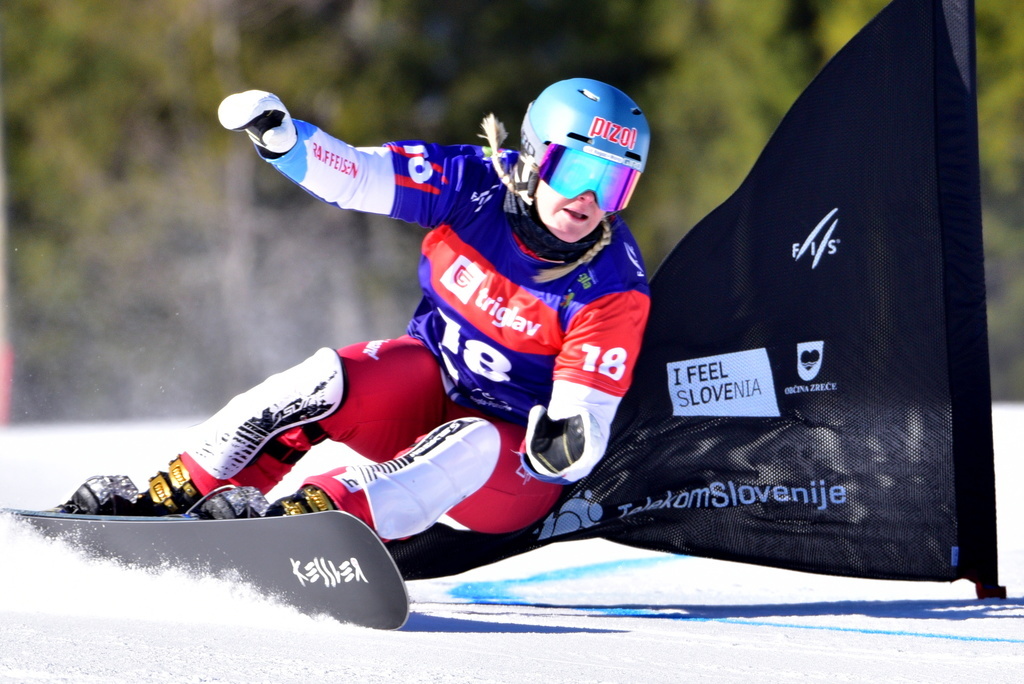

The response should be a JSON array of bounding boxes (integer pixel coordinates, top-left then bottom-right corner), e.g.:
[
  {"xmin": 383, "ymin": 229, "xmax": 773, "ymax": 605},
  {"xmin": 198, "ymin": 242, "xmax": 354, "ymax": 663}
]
[{"xmin": 479, "ymin": 114, "xmax": 611, "ymax": 283}]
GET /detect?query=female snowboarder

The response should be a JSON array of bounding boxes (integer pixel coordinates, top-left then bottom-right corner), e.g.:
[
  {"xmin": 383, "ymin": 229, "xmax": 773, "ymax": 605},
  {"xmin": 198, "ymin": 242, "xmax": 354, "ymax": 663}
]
[{"xmin": 61, "ymin": 78, "xmax": 652, "ymax": 541}]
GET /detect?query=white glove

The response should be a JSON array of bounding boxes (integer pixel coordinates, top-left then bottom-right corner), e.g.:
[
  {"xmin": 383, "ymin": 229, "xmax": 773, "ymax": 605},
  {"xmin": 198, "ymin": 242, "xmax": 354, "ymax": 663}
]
[{"xmin": 217, "ymin": 90, "xmax": 297, "ymax": 155}]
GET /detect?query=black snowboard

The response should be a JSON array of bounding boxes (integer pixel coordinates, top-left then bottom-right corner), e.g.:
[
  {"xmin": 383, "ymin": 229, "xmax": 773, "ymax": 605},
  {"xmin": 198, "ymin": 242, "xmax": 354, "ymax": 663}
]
[{"xmin": 4, "ymin": 509, "xmax": 409, "ymax": 630}]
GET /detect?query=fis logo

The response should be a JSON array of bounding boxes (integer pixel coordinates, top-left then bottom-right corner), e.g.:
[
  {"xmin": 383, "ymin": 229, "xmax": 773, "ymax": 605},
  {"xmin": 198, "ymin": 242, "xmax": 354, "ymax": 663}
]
[{"xmin": 792, "ymin": 208, "xmax": 840, "ymax": 269}]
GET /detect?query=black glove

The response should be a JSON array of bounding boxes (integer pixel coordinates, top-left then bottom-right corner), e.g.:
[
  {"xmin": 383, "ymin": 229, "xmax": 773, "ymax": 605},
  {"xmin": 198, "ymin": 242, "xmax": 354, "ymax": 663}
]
[{"xmin": 525, "ymin": 406, "xmax": 586, "ymax": 477}]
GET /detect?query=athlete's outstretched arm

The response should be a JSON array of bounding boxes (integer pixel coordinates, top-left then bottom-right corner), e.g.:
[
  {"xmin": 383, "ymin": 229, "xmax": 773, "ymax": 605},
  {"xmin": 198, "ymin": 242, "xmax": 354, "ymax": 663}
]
[{"xmin": 219, "ymin": 90, "xmax": 397, "ymax": 215}]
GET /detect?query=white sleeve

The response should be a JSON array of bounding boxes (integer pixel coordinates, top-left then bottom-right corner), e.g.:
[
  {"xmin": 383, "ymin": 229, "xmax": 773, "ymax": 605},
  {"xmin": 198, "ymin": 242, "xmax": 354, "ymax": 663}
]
[
  {"xmin": 268, "ymin": 120, "xmax": 396, "ymax": 216},
  {"xmin": 529, "ymin": 379, "xmax": 622, "ymax": 484}
]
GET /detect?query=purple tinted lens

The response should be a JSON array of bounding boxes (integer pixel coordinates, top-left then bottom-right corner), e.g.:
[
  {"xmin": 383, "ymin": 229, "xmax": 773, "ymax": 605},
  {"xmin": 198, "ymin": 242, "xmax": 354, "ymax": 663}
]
[{"xmin": 538, "ymin": 145, "xmax": 640, "ymax": 212}]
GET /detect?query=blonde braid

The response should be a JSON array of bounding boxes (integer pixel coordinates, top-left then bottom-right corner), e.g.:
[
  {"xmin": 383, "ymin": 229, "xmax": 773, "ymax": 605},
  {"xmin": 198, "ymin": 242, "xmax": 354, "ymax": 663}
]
[
  {"xmin": 479, "ymin": 113, "xmax": 518, "ymax": 195},
  {"xmin": 478, "ymin": 113, "xmax": 613, "ymax": 283},
  {"xmin": 531, "ymin": 219, "xmax": 613, "ymax": 283}
]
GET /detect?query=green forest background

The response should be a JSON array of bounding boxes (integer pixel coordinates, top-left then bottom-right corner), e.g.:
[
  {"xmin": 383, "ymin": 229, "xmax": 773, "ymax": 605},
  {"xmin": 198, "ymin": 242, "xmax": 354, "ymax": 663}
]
[{"xmin": 1, "ymin": 0, "xmax": 1021, "ymax": 422}]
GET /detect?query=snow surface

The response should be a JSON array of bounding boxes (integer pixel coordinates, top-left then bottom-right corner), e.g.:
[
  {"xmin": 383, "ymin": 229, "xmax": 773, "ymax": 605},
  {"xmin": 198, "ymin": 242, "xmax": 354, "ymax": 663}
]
[{"xmin": 1, "ymin": 407, "xmax": 1022, "ymax": 683}]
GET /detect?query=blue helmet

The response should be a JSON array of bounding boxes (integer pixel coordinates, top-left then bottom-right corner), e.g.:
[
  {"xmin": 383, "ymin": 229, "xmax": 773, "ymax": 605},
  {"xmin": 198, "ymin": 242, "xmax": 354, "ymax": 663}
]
[{"xmin": 521, "ymin": 78, "xmax": 650, "ymax": 211}]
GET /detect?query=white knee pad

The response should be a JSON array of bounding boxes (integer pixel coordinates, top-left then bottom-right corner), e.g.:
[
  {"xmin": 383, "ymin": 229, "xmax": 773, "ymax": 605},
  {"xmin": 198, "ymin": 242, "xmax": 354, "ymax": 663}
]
[
  {"xmin": 337, "ymin": 418, "xmax": 500, "ymax": 540},
  {"xmin": 185, "ymin": 348, "xmax": 345, "ymax": 480}
]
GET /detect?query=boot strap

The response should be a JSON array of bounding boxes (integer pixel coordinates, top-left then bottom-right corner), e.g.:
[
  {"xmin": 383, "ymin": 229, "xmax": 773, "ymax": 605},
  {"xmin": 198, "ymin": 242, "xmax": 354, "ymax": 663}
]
[
  {"xmin": 277, "ymin": 485, "xmax": 337, "ymax": 516},
  {"xmin": 148, "ymin": 456, "xmax": 201, "ymax": 513}
]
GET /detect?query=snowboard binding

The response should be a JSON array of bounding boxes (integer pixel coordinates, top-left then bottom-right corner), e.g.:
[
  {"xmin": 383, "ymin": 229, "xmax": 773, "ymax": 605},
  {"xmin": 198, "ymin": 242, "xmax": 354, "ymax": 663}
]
[
  {"xmin": 58, "ymin": 474, "xmax": 151, "ymax": 516},
  {"xmin": 59, "ymin": 456, "xmax": 213, "ymax": 517},
  {"xmin": 58, "ymin": 457, "xmax": 339, "ymax": 521}
]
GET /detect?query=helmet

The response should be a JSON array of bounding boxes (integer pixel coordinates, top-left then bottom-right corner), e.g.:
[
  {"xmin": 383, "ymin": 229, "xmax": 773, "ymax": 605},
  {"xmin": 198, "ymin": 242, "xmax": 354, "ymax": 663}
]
[{"xmin": 520, "ymin": 78, "xmax": 650, "ymax": 211}]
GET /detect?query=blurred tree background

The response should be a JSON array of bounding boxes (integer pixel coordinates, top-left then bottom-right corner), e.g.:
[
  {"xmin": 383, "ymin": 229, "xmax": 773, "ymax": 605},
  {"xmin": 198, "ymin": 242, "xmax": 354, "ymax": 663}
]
[{"xmin": 0, "ymin": 0, "xmax": 1020, "ymax": 422}]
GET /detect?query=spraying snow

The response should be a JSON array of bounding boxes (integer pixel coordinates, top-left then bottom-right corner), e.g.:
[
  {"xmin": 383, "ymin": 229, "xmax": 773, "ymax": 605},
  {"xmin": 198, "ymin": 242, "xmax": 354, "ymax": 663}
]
[{"xmin": 1, "ymin": 408, "xmax": 1022, "ymax": 682}]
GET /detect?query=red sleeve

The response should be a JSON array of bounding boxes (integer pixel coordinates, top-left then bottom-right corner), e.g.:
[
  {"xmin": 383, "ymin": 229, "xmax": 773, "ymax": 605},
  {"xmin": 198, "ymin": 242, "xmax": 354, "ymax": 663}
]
[{"xmin": 553, "ymin": 289, "xmax": 651, "ymax": 397}]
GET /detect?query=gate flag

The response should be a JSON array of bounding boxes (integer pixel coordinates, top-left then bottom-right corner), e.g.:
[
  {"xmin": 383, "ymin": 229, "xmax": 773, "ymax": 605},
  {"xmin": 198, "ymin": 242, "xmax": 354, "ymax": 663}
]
[{"xmin": 389, "ymin": 0, "xmax": 1001, "ymax": 592}]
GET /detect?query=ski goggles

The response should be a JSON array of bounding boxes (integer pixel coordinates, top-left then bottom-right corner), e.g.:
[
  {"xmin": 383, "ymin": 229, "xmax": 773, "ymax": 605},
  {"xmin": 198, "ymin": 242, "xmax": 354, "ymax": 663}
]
[{"xmin": 537, "ymin": 143, "xmax": 642, "ymax": 212}]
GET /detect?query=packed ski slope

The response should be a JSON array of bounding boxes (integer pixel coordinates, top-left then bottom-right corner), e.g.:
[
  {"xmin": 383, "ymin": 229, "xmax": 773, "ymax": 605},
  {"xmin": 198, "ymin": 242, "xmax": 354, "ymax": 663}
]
[{"xmin": 1, "ymin": 407, "xmax": 1022, "ymax": 683}]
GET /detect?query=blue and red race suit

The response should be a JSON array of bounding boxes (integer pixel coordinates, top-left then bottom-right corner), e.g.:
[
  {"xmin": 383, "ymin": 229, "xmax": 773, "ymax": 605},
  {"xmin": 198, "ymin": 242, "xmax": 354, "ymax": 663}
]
[{"xmin": 264, "ymin": 120, "xmax": 650, "ymax": 482}]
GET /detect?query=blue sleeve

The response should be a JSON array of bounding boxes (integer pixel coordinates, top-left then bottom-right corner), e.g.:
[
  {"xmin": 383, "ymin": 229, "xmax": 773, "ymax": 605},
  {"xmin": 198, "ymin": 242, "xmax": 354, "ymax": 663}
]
[{"xmin": 387, "ymin": 141, "xmax": 492, "ymax": 229}]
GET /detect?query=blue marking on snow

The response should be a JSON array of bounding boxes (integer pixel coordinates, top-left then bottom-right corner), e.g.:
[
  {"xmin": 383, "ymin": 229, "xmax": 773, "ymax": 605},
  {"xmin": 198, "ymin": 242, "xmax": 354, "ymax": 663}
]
[
  {"xmin": 448, "ymin": 556, "xmax": 683, "ymax": 602},
  {"xmin": 574, "ymin": 609, "xmax": 1024, "ymax": 644},
  {"xmin": 446, "ymin": 558, "xmax": 1024, "ymax": 644}
]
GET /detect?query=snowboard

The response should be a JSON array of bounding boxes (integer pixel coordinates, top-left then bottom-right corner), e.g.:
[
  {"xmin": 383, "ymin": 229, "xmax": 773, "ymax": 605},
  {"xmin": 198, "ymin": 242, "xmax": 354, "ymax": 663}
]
[{"xmin": 4, "ymin": 508, "xmax": 409, "ymax": 630}]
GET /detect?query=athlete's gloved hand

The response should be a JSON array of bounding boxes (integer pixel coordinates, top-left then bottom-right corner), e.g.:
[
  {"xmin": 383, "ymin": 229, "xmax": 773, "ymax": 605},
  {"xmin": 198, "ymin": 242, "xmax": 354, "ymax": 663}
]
[
  {"xmin": 525, "ymin": 405, "xmax": 598, "ymax": 483},
  {"xmin": 218, "ymin": 90, "xmax": 297, "ymax": 157}
]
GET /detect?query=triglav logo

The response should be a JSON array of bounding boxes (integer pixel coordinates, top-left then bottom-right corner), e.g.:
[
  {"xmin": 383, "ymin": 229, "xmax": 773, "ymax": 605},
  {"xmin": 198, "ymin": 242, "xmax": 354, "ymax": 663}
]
[
  {"xmin": 797, "ymin": 341, "xmax": 824, "ymax": 381},
  {"xmin": 793, "ymin": 208, "xmax": 840, "ymax": 269},
  {"xmin": 440, "ymin": 256, "xmax": 485, "ymax": 304}
]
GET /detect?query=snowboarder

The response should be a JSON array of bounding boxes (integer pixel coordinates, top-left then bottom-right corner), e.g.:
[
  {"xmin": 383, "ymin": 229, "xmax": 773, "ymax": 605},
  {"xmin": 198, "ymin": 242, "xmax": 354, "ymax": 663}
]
[{"xmin": 59, "ymin": 78, "xmax": 652, "ymax": 541}]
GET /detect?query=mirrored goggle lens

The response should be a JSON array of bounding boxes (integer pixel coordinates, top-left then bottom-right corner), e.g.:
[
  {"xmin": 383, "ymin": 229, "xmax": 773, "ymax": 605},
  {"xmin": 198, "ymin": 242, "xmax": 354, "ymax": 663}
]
[{"xmin": 538, "ymin": 144, "xmax": 641, "ymax": 212}]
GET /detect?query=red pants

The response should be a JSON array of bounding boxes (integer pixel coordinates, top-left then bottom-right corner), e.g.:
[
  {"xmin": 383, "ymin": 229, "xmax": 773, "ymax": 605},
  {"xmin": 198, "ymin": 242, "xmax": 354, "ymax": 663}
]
[{"xmin": 183, "ymin": 336, "xmax": 562, "ymax": 534}]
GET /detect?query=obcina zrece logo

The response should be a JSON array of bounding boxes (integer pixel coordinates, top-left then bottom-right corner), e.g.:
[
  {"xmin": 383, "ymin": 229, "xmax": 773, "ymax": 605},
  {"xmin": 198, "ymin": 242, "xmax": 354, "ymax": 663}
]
[{"xmin": 797, "ymin": 341, "xmax": 824, "ymax": 381}]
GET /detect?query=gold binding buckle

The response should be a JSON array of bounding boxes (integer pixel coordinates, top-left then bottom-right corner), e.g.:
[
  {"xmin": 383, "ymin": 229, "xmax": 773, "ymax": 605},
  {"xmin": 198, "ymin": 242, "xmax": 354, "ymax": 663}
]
[
  {"xmin": 280, "ymin": 499, "xmax": 307, "ymax": 516},
  {"xmin": 148, "ymin": 472, "xmax": 177, "ymax": 511},
  {"xmin": 302, "ymin": 485, "xmax": 337, "ymax": 513},
  {"xmin": 168, "ymin": 456, "xmax": 200, "ymax": 499},
  {"xmin": 148, "ymin": 456, "xmax": 200, "ymax": 512}
]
